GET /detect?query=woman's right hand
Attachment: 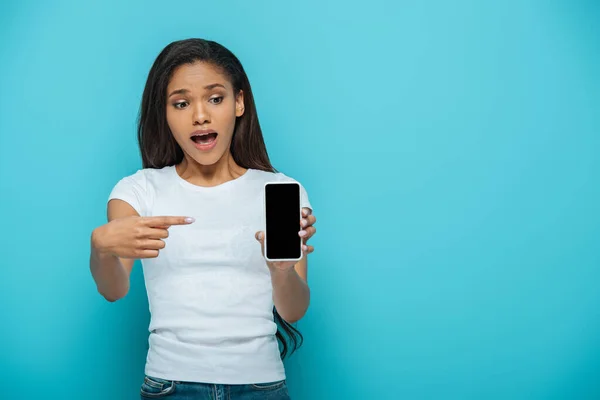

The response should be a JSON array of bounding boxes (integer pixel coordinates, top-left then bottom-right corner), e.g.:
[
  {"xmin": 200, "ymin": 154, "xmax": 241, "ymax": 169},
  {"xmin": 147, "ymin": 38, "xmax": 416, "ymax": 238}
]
[{"xmin": 91, "ymin": 215, "xmax": 195, "ymax": 259}]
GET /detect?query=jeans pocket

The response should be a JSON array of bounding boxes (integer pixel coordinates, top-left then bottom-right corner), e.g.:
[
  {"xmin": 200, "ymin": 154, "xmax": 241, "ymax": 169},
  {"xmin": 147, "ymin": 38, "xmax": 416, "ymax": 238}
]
[
  {"xmin": 140, "ymin": 375, "xmax": 177, "ymax": 398},
  {"xmin": 250, "ymin": 379, "xmax": 286, "ymax": 391}
]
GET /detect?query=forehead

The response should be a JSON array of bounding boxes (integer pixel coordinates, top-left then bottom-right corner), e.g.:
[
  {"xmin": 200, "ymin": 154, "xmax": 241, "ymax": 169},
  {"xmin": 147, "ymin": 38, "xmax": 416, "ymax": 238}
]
[{"xmin": 167, "ymin": 61, "xmax": 230, "ymax": 90}]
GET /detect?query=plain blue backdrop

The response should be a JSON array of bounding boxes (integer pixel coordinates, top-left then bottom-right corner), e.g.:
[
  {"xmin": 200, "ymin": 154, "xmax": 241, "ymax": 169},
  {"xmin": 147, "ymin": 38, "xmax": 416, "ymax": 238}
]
[{"xmin": 1, "ymin": 1, "xmax": 599, "ymax": 399}]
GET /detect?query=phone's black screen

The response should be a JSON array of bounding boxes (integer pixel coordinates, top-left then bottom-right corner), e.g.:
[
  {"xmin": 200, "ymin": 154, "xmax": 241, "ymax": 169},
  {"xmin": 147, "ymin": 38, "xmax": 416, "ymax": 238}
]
[{"xmin": 265, "ymin": 183, "xmax": 301, "ymax": 260}]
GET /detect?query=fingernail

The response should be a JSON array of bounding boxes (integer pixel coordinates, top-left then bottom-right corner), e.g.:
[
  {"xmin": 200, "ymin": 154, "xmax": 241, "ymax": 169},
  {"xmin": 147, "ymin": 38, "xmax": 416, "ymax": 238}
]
[
  {"xmin": 259, "ymin": 232, "xmax": 264, "ymax": 240},
  {"xmin": 301, "ymin": 219, "xmax": 307, "ymax": 227},
  {"xmin": 303, "ymin": 245, "xmax": 308, "ymax": 251},
  {"xmin": 185, "ymin": 217, "xmax": 195, "ymax": 223},
  {"xmin": 299, "ymin": 230, "xmax": 307, "ymax": 237}
]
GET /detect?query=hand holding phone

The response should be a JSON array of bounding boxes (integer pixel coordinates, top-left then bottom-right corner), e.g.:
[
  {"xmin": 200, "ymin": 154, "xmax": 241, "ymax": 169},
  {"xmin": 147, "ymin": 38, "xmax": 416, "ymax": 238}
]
[
  {"xmin": 255, "ymin": 181, "xmax": 317, "ymax": 269},
  {"xmin": 263, "ymin": 182, "xmax": 303, "ymax": 262}
]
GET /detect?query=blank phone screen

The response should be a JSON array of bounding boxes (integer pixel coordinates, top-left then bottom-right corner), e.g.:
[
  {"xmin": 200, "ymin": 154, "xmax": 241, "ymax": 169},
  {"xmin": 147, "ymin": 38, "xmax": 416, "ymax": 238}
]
[{"xmin": 265, "ymin": 182, "xmax": 301, "ymax": 260}]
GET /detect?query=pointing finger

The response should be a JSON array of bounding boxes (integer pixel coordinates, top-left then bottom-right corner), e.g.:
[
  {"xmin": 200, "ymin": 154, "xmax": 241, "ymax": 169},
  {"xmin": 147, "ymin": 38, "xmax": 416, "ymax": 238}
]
[{"xmin": 142, "ymin": 216, "xmax": 195, "ymax": 227}]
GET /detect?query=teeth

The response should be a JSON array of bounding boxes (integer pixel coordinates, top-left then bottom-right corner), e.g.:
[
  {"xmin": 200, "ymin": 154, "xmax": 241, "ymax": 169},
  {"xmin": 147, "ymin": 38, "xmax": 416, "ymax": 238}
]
[{"xmin": 192, "ymin": 133, "xmax": 216, "ymax": 145}]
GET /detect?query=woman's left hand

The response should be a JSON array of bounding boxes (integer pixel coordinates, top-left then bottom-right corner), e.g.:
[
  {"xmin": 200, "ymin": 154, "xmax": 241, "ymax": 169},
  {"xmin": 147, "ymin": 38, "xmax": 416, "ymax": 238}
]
[{"xmin": 255, "ymin": 207, "xmax": 317, "ymax": 271}]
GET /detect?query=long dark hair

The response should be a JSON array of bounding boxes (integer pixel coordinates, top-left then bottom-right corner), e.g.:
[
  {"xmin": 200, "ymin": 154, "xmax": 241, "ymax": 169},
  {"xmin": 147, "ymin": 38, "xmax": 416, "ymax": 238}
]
[{"xmin": 137, "ymin": 38, "xmax": 302, "ymax": 359}]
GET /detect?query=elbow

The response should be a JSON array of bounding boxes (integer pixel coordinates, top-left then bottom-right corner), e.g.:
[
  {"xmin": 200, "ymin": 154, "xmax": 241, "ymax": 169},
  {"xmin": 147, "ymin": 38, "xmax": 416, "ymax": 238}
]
[
  {"xmin": 102, "ymin": 293, "xmax": 125, "ymax": 302},
  {"xmin": 282, "ymin": 295, "xmax": 310, "ymax": 323},
  {"xmin": 282, "ymin": 312, "xmax": 306, "ymax": 324},
  {"xmin": 98, "ymin": 287, "xmax": 128, "ymax": 302},
  {"xmin": 280, "ymin": 307, "xmax": 309, "ymax": 324}
]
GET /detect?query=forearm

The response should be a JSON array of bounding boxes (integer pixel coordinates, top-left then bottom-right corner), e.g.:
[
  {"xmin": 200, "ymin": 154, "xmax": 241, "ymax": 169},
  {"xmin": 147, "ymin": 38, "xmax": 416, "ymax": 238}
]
[
  {"xmin": 270, "ymin": 268, "xmax": 310, "ymax": 323},
  {"xmin": 90, "ymin": 233, "xmax": 129, "ymax": 301}
]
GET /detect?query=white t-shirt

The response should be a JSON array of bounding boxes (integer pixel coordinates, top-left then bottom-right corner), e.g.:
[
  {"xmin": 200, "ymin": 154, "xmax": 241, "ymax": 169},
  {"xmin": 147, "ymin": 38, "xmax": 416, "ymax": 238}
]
[{"xmin": 107, "ymin": 165, "xmax": 312, "ymax": 384}]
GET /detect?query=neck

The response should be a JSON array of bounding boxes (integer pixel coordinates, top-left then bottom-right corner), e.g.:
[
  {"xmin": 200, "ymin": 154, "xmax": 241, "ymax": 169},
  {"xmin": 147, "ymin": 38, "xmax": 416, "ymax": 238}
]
[{"xmin": 176, "ymin": 151, "xmax": 247, "ymax": 187}]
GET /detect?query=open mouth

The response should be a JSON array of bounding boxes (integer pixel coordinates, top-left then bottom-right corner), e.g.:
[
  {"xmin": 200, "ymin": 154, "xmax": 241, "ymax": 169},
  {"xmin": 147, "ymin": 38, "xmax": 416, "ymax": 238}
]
[{"xmin": 191, "ymin": 132, "xmax": 218, "ymax": 145}]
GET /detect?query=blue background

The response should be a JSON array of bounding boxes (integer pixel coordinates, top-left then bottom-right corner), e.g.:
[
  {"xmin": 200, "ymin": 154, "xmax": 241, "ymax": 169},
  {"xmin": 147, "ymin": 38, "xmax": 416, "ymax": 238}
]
[{"xmin": 1, "ymin": 1, "xmax": 599, "ymax": 399}]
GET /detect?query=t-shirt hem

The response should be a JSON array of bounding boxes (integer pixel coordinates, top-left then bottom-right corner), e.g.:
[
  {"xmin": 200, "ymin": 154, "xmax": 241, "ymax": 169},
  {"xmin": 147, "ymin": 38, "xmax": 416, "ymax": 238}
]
[{"xmin": 144, "ymin": 366, "xmax": 286, "ymax": 385}]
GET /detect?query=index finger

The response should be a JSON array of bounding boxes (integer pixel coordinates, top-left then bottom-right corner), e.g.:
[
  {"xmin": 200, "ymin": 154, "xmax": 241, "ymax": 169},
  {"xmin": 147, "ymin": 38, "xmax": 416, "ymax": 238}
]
[{"xmin": 142, "ymin": 216, "xmax": 195, "ymax": 227}]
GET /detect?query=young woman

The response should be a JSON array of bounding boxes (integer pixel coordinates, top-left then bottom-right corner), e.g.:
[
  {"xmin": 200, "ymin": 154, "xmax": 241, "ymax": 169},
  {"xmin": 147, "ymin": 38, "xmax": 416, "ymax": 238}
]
[{"xmin": 90, "ymin": 38, "xmax": 317, "ymax": 399}]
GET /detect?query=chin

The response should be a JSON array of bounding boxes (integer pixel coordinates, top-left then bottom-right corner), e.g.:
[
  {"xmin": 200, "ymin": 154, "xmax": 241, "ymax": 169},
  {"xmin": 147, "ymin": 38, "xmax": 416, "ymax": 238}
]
[{"xmin": 187, "ymin": 147, "xmax": 227, "ymax": 166}]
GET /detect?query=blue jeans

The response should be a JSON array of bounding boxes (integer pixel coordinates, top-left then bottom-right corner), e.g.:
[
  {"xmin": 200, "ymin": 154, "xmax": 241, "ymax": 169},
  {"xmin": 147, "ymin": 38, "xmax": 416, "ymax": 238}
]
[{"xmin": 140, "ymin": 375, "xmax": 291, "ymax": 399}]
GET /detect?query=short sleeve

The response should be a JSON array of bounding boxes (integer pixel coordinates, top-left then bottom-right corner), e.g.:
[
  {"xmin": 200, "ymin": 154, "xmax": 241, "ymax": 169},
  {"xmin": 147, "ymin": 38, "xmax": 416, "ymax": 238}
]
[
  {"xmin": 300, "ymin": 183, "xmax": 313, "ymax": 214},
  {"xmin": 108, "ymin": 170, "xmax": 148, "ymax": 217}
]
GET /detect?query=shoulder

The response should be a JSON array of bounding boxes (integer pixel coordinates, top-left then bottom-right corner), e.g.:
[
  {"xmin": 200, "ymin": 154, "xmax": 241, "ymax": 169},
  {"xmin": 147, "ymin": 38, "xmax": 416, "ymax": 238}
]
[
  {"xmin": 113, "ymin": 167, "xmax": 172, "ymax": 202},
  {"xmin": 114, "ymin": 166, "xmax": 174, "ymax": 190},
  {"xmin": 108, "ymin": 166, "xmax": 174, "ymax": 213}
]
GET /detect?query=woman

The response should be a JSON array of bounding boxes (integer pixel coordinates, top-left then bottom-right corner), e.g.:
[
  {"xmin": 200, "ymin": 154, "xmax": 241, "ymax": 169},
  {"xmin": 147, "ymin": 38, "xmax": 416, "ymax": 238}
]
[{"xmin": 89, "ymin": 38, "xmax": 317, "ymax": 399}]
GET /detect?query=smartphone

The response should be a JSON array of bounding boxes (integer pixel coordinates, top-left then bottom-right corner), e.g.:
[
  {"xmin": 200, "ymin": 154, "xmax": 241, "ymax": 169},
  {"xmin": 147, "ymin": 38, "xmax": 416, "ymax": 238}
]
[{"xmin": 264, "ymin": 182, "xmax": 302, "ymax": 262}]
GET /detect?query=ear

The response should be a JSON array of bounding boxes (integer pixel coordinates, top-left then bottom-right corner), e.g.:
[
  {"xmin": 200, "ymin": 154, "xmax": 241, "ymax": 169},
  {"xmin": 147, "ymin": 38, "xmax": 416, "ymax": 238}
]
[{"xmin": 235, "ymin": 90, "xmax": 245, "ymax": 117}]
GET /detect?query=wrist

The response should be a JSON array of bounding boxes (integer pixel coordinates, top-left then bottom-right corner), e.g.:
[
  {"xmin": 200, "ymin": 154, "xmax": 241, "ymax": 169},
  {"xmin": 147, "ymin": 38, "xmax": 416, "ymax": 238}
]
[
  {"xmin": 269, "ymin": 265, "xmax": 296, "ymax": 280},
  {"xmin": 91, "ymin": 228, "xmax": 112, "ymax": 258}
]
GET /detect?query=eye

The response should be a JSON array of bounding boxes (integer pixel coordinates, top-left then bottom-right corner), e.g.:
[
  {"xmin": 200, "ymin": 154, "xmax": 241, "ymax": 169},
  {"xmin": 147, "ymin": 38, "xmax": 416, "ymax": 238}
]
[
  {"xmin": 173, "ymin": 101, "xmax": 188, "ymax": 109},
  {"xmin": 209, "ymin": 96, "xmax": 224, "ymax": 105}
]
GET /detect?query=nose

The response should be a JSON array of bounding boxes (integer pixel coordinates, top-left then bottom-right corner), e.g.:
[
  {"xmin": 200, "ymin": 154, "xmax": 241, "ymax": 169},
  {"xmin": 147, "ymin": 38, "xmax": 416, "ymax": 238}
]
[{"xmin": 193, "ymin": 102, "xmax": 210, "ymax": 125}]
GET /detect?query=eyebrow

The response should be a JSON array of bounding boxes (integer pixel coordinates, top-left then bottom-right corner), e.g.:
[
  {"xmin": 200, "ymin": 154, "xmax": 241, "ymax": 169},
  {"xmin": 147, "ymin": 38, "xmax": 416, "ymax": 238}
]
[{"xmin": 168, "ymin": 83, "xmax": 226, "ymax": 98}]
